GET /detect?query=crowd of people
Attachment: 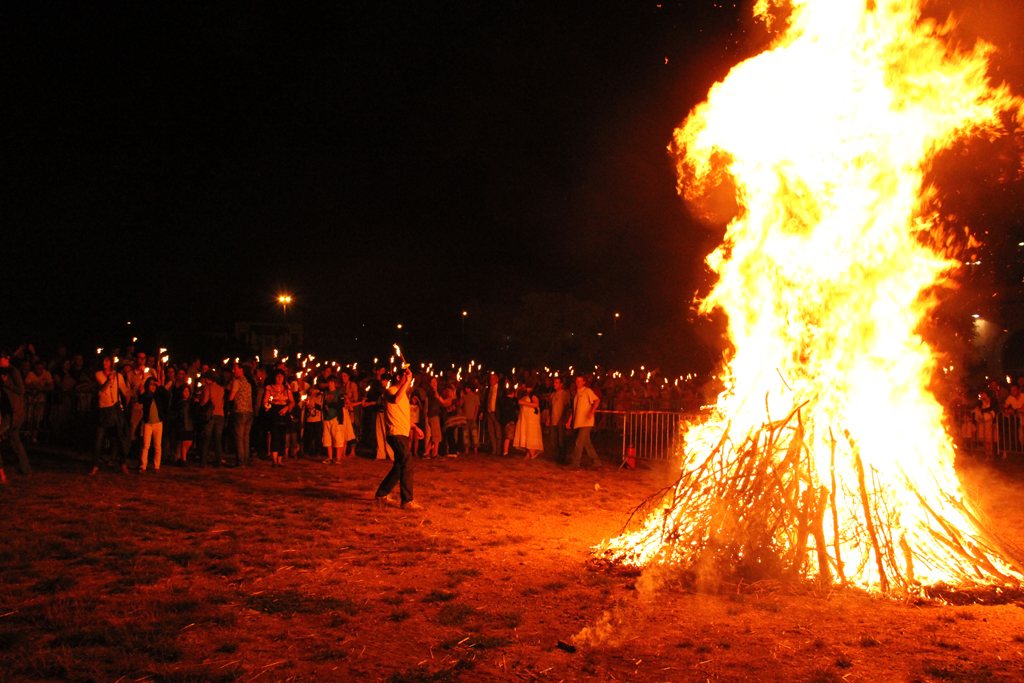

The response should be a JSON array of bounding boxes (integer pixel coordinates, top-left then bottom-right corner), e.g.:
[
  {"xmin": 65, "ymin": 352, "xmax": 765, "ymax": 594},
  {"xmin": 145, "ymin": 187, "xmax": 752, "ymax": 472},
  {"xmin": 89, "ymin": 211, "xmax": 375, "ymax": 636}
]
[
  {"xmin": 9, "ymin": 341, "xmax": 1021, "ymax": 493},
  {"xmin": 958, "ymin": 377, "xmax": 1024, "ymax": 457},
  {"xmin": 0, "ymin": 343, "xmax": 704, "ymax": 492}
]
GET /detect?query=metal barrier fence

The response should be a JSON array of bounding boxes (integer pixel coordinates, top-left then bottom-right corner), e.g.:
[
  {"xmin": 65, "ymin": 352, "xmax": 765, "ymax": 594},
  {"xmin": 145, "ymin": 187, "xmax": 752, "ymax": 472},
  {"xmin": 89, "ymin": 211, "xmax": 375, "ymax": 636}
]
[
  {"xmin": 595, "ymin": 408, "xmax": 1024, "ymax": 464},
  {"xmin": 594, "ymin": 408, "xmax": 1024, "ymax": 464},
  {"xmin": 596, "ymin": 410, "xmax": 686, "ymax": 464},
  {"xmin": 953, "ymin": 409, "xmax": 1024, "ymax": 458}
]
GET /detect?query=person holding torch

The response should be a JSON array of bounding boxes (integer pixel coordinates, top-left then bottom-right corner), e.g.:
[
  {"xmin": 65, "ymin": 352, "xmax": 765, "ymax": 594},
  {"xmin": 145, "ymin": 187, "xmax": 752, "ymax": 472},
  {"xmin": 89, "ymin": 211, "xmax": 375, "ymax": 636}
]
[
  {"xmin": 90, "ymin": 355, "xmax": 131, "ymax": 475},
  {"xmin": 373, "ymin": 364, "xmax": 423, "ymax": 511}
]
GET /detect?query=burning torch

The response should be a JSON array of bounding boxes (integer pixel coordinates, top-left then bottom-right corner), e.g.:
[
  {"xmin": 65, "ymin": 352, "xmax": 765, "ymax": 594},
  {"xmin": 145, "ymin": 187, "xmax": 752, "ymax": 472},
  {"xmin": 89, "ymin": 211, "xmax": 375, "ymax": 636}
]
[
  {"xmin": 393, "ymin": 343, "xmax": 409, "ymax": 370},
  {"xmin": 393, "ymin": 343, "xmax": 414, "ymax": 387}
]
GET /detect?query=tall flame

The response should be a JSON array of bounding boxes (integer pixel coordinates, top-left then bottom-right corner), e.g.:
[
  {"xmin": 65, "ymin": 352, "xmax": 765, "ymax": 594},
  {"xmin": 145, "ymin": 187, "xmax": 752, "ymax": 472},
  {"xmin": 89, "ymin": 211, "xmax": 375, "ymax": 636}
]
[{"xmin": 604, "ymin": 0, "xmax": 1024, "ymax": 591}]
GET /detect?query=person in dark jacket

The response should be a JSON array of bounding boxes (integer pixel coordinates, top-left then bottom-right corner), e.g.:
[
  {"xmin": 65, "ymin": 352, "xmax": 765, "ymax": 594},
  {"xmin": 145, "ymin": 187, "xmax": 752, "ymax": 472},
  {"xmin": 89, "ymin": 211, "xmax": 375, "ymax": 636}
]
[
  {"xmin": 138, "ymin": 377, "xmax": 171, "ymax": 472},
  {"xmin": 0, "ymin": 352, "xmax": 32, "ymax": 483}
]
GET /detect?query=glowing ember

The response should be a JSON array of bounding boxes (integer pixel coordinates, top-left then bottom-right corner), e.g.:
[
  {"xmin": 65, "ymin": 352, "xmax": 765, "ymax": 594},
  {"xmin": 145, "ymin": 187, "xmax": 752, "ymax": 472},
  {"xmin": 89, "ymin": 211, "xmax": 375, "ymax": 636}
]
[{"xmin": 601, "ymin": 0, "xmax": 1024, "ymax": 592}]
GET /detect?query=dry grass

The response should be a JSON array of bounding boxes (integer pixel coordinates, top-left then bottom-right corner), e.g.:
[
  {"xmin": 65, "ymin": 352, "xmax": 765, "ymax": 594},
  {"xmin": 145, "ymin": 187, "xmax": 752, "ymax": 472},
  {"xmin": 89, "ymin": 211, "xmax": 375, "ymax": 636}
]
[{"xmin": 2, "ymin": 451, "xmax": 1024, "ymax": 681}]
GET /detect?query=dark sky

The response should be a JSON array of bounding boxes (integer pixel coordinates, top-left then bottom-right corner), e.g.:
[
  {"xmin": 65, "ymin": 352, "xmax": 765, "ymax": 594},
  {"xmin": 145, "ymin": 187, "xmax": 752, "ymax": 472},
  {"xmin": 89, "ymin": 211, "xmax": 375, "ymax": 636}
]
[
  {"xmin": 2, "ymin": 0, "xmax": 751, "ymax": 362},
  {"xmin": 3, "ymin": 1, "xmax": 1021, "ymax": 366}
]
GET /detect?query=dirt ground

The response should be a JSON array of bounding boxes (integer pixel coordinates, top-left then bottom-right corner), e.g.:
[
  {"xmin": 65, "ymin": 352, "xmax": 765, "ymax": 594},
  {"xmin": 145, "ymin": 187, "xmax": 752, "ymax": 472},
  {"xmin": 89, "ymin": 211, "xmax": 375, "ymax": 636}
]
[{"xmin": 3, "ymin": 448, "xmax": 1024, "ymax": 682}]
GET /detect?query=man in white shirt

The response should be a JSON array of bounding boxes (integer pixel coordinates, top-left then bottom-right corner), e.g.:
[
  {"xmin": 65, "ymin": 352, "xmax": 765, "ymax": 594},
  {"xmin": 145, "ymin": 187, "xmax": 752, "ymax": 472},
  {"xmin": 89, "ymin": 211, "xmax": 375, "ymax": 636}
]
[
  {"xmin": 374, "ymin": 367, "xmax": 423, "ymax": 510},
  {"xmin": 567, "ymin": 375, "xmax": 600, "ymax": 469}
]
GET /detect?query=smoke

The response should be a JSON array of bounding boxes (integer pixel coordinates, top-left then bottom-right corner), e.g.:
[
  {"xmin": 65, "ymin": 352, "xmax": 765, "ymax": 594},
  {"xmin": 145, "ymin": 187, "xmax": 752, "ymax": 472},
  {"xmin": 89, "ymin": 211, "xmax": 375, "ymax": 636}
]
[
  {"xmin": 575, "ymin": 490, "xmax": 777, "ymax": 648},
  {"xmin": 572, "ymin": 565, "xmax": 677, "ymax": 648}
]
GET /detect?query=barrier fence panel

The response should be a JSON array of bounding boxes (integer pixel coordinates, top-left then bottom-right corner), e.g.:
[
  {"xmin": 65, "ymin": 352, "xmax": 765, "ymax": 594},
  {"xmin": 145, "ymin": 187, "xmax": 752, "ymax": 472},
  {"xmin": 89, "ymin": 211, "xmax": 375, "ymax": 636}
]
[
  {"xmin": 599, "ymin": 408, "xmax": 1024, "ymax": 463},
  {"xmin": 953, "ymin": 408, "xmax": 1024, "ymax": 458},
  {"xmin": 596, "ymin": 410, "xmax": 686, "ymax": 463}
]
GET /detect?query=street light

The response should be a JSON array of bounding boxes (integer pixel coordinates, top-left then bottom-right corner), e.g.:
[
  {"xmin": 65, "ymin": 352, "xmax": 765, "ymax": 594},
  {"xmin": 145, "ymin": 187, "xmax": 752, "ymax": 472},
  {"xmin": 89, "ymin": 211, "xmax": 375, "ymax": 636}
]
[
  {"xmin": 277, "ymin": 293, "xmax": 293, "ymax": 319},
  {"xmin": 614, "ymin": 312, "xmax": 620, "ymax": 332},
  {"xmin": 461, "ymin": 310, "xmax": 468, "ymax": 333}
]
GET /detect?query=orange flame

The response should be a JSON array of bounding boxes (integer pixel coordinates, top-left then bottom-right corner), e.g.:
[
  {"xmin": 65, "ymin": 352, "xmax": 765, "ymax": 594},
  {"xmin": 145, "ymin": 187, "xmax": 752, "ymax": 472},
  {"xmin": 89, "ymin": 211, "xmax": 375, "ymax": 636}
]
[{"xmin": 603, "ymin": 0, "xmax": 1023, "ymax": 590}]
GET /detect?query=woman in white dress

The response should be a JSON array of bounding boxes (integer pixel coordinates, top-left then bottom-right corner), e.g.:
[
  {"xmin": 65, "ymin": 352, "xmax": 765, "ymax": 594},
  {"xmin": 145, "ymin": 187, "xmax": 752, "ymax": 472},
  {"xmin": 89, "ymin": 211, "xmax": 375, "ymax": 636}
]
[{"xmin": 513, "ymin": 384, "xmax": 544, "ymax": 459}]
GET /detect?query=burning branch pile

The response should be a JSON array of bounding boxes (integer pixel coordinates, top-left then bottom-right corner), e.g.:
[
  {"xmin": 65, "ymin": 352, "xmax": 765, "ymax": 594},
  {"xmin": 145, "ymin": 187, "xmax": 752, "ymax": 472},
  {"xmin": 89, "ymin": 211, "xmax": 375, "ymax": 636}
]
[
  {"xmin": 601, "ymin": 0, "xmax": 1024, "ymax": 594},
  {"xmin": 607, "ymin": 404, "xmax": 1022, "ymax": 593}
]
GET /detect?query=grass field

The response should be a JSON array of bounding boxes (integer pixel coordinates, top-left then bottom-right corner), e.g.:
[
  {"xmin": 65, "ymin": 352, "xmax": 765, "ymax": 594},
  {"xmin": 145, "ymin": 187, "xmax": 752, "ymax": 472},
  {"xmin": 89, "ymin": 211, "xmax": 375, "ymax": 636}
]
[{"xmin": 3, "ymin": 449, "xmax": 1024, "ymax": 681}]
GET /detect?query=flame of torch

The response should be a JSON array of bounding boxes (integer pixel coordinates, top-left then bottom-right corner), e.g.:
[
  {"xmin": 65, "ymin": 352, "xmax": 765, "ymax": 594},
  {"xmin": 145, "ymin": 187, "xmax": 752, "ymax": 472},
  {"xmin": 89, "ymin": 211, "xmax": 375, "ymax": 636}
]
[{"xmin": 393, "ymin": 343, "xmax": 409, "ymax": 369}]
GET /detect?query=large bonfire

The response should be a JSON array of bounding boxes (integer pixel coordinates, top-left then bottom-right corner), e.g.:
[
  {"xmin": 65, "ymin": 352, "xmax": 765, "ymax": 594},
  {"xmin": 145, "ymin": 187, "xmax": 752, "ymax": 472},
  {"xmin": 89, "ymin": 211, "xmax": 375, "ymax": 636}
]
[{"xmin": 601, "ymin": 0, "xmax": 1024, "ymax": 593}]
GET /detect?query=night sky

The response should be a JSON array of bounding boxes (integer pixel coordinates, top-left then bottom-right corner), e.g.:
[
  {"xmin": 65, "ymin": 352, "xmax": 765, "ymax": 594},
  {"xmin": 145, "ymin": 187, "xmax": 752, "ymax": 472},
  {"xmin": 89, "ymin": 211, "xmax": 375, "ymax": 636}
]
[{"xmin": 4, "ymin": 1, "xmax": 1022, "ymax": 367}]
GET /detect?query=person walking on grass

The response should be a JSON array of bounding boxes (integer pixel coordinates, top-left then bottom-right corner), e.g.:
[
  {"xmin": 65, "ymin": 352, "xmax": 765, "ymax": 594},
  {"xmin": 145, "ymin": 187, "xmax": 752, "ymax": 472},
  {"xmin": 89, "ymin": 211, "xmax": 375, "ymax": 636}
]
[
  {"xmin": 374, "ymin": 366, "xmax": 424, "ymax": 511},
  {"xmin": 567, "ymin": 375, "xmax": 600, "ymax": 469}
]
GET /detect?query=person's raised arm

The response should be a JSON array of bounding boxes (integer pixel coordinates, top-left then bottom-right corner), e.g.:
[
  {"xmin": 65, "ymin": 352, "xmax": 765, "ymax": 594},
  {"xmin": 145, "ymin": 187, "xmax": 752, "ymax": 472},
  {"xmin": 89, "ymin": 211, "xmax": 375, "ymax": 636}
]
[{"xmin": 389, "ymin": 368, "xmax": 412, "ymax": 401}]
